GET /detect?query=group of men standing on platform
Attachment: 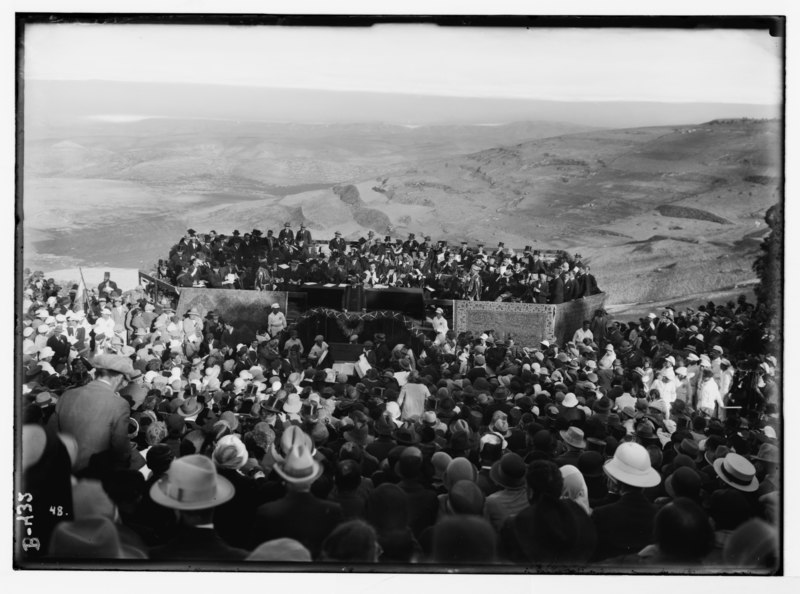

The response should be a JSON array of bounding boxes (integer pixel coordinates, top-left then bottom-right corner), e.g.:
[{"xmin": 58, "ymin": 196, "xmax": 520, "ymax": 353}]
[{"xmin": 158, "ymin": 226, "xmax": 601, "ymax": 304}]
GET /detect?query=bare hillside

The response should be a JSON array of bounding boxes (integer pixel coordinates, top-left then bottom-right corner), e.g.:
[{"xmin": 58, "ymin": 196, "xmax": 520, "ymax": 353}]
[{"xmin": 23, "ymin": 119, "xmax": 780, "ymax": 306}]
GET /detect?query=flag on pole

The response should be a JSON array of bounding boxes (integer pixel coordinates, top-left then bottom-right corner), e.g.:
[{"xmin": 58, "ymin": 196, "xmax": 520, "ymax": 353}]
[
  {"xmin": 74, "ymin": 267, "xmax": 91, "ymax": 314},
  {"xmin": 72, "ymin": 277, "xmax": 87, "ymax": 313}
]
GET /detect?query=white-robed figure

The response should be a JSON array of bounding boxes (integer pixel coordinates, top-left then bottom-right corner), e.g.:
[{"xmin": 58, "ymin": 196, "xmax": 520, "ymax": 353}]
[
  {"xmin": 598, "ymin": 344, "xmax": 616, "ymax": 370},
  {"xmin": 431, "ymin": 307, "xmax": 449, "ymax": 337},
  {"xmin": 653, "ymin": 368, "xmax": 677, "ymax": 419},
  {"xmin": 267, "ymin": 303, "xmax": 287, "ymax": 338},
  {"xmin": 697, "ymin": 367, "xmax": 725, "ymax": 417},
  {"xmin": 93, "ymin": 307, "xmax": 117, "ymax": 351}
]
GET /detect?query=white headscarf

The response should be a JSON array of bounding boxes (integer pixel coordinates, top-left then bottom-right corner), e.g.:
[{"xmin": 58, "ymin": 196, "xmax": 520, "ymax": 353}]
[{"xmin": 560, "ymin": 465, "xmax": 592, "ymax": 516}]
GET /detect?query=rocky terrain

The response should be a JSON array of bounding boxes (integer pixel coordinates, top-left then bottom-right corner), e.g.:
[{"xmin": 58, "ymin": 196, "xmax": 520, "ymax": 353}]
[{"xmin": 23, "ymin": 117, "xmax": 780, "ymax": 307}]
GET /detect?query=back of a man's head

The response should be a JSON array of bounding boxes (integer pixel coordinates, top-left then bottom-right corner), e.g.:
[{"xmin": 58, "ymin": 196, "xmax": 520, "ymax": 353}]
[
  {"xmin": 526, "ymin": 459, "xmax": 563, "ymax": 500},
  {"xmin": 654, "ymin": 497, "xmax": 714, "ymax": 563},
  {"xmin": 430, "ymin": 516, "xmax": 497, "ymax": 564}
]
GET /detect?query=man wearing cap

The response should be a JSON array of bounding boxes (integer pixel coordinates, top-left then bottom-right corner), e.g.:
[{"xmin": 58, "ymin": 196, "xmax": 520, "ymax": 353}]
[
  {"xmin": 267, "ymin": 303, "xmax": 287, "ymax": 339},
  {"xmin": 591, "ymin": 442, "xmax": 661, "ymax": 561},
  {"xmin": 431, "ymin": 307, "xmax": 449, "ymax": 337},
  {"xmin": 48, "ymin": 354, "xmax": 136, "ymax": 475}
]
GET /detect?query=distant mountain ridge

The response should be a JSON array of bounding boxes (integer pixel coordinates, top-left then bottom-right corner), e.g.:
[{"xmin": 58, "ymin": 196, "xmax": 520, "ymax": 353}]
[{"xmin": 25, "ymin": 80, "xmax": 780, "ymax": 133}]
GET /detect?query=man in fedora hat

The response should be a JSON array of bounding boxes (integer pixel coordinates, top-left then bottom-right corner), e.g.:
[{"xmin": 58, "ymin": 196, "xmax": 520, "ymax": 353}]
[
  {"xmin": 591, "ymin": 442, "xmax": 661, "ymax": 560},
  {"xmin": 556, "ymin": 426, "xmax": 587, "ymax": 468},
  {"xmin": 49, "ymin": 354, "xmax": 137, "ymax": 476},
  {"xmin": 484, "ymin": 452, "xmax": 529, "ymax": 532},
  {"xmin": 148, "ymin": 454, "xmax": 248, "ymax": 561},
  {"xmin": 251, "ymin": 442, "xmax": 343, "ymax": 558}
]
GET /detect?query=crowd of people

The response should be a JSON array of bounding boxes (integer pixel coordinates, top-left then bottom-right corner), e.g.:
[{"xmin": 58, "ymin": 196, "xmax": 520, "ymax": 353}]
[
  {"xmin": 155, "ymin": 227, "xmax": 601, "ymax": 303},
  {"xmin": 19, "ymin": 267, "xmax": 780, "ymax": 571}
]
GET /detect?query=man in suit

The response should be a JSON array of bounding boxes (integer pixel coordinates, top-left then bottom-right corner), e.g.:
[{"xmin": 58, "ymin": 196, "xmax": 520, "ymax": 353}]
[
  {"xmin": 402, "ymin": 233, "xmax": 419, "ymax": 254},
  {"xmin": 373, "ymin": 333, "xmax": 391, "ymax": 370},
  {"xmin": 583, "ymin": 266, "xmax": 601, "ymax": 295},
  {"xmin": 278, "ymin": 222, "xmax": 295, "ymax": 245},
  {"xmin": 148, "ymin": 455, "xmax": 248, "ymax": 561},
  {"xmin": 97, "ymin": 271, "xmax": 118, "ymax": 298},
  {"xmin": 47, "ymin": 319, "xmax": 71, "ymax": 369},
  {"xmin": 549, "ymin": 272, "xmax": 565, "ymax": 305},
  {"xmin": 590, "ymin": 442, "xmax": 661, "ymax": 561},
  {"xmin": 328, "ymin": 231, "xmax": 348, "ymax": 257},
  {"xmin": 48, "ymin": 354, "xmax": 135, "ymax": 475},
  {"xmin": 295, "ymin": 223, "xmax": 312, "ymax": 245},
  {"xmin": 251, "ymin": 439, "xmax": 343, "ymax": 558}
]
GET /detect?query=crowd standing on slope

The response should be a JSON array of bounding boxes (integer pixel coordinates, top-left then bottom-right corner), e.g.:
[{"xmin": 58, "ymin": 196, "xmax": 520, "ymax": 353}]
[
  {"xmin": 156, "ymin": 227, "xmax": 602, "ymax": 303},
  {"xmin": 19, "ymin": 268, "xmax": 779, "ymax": 571}
]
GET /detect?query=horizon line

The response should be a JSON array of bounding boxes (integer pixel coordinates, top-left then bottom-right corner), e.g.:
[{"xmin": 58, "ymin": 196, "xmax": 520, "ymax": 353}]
[{"xmin": 26, "ymin": 78, "xmax": 783, "ymax": 108}]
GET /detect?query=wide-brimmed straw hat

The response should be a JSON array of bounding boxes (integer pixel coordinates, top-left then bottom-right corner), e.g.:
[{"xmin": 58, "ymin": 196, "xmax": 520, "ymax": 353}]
[{"xmin": 714, "ymin": 453, "xmax": 759, "ymax": 492}]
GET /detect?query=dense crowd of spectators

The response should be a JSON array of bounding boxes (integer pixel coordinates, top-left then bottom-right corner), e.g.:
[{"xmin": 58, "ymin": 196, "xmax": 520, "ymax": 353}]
[
  {"xmin": 19, "ymin": 268, "xmax": 779, "ymax": 572},
  {"xmin": 155, "ymin": 227, "xmax": 601, "ymax": 303}
]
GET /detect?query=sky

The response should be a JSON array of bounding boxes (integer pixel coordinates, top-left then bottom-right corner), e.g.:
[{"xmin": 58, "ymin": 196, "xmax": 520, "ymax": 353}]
[{"xmin": 23, "ymin": 22, "xmax": 783, "ymax": 105}]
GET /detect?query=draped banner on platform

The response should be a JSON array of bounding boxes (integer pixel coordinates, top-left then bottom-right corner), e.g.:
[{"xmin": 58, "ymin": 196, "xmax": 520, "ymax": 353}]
[{"xmin": 453, "ymin": 293, "xmax": 607, "ymax": 346}]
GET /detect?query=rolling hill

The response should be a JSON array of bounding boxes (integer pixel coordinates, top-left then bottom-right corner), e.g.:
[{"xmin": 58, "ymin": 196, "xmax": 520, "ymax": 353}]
[{"xmin": 22, "ymin": 118, "xmax": 781, "ymax": 306}]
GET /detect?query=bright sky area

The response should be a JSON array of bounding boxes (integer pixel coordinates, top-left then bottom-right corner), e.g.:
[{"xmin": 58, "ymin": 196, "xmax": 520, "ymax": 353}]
[{"xmin": 23, "ymin": 23, "xmax": 782, "ymax": 105}]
